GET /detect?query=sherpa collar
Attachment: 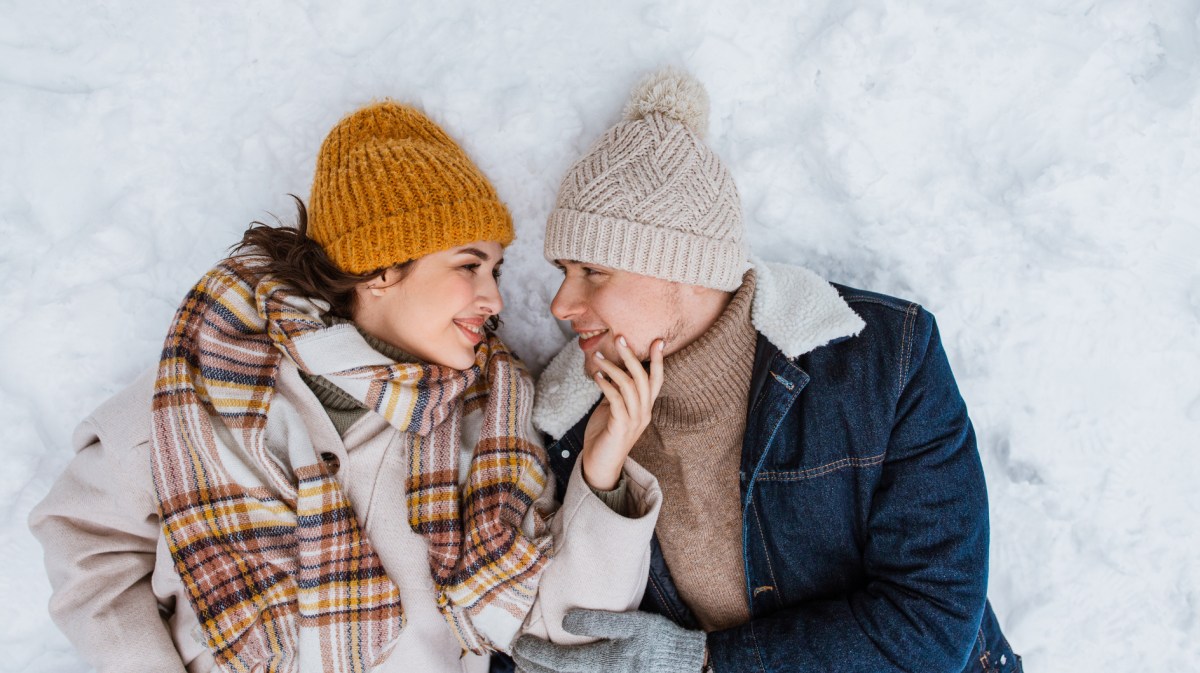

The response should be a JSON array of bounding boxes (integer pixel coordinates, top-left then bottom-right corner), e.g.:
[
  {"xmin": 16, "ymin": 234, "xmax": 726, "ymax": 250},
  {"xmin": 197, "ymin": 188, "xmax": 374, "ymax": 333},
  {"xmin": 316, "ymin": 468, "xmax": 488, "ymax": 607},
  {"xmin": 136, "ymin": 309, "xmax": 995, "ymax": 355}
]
[{"xmin": 532, "ymin": 258, "xmax": 866, "ymax": 438}]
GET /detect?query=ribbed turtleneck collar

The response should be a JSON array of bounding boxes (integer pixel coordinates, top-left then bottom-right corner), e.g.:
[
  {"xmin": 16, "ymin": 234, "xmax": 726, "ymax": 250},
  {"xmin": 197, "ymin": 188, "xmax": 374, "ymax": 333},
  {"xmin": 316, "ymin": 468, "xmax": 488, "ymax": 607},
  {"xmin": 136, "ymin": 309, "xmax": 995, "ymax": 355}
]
[
  {"xmin": 300, "ymin": 317, "xmax": 419, "ymax": 412},
  {"xmin": 654, "ymin": 270, "xmax": 758, "ymax": 428}
]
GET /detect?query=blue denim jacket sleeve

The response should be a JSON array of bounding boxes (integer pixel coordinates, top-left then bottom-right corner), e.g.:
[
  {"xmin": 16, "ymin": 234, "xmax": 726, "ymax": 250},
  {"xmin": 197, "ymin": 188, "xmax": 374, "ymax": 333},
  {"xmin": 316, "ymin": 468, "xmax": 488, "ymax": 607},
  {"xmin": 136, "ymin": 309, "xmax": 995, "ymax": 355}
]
[{"xmin": 708, "ymin": 311, "xmax": 990, "ymax": 673}]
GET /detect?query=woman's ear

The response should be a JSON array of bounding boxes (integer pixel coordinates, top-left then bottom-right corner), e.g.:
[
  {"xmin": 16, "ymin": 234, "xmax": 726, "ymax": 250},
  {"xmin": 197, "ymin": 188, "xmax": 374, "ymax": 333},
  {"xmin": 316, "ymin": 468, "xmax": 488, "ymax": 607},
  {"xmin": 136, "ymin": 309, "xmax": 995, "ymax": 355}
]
[{"xmin": 358, "ymin": 270, "xmax": 393, "ymax": 298}]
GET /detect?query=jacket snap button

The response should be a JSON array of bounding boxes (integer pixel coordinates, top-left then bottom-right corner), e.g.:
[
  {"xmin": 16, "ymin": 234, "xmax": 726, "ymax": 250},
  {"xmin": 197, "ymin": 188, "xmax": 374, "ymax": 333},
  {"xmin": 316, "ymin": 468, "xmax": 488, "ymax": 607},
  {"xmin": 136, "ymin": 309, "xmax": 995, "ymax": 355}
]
[
  {"xmin": 1000, "ymin": 655, "xmax": 1006, "ymax": 665},
  {"xmin": 561, "ymin": 449, "xmax": 570, "ymax": 459},
  {"xmin": 320, "ymin": 452, "xmax": 340, "ymax": 473}
]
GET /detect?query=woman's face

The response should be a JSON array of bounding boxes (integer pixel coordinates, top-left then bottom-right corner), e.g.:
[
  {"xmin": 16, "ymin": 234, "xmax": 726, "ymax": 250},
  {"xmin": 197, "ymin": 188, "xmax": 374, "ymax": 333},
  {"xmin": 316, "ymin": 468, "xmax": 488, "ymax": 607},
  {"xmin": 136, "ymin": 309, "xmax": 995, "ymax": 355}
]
[{"xmin": 352, "ymin": 240, "xmax": 504, "ymax": 370}]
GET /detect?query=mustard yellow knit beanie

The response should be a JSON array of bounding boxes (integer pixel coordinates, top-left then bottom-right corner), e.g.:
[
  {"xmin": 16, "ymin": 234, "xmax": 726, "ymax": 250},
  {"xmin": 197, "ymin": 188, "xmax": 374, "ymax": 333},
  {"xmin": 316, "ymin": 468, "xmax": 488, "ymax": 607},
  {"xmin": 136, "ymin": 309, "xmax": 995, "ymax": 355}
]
[{"xmin": 309, "ymin": 101, "xmax": 514, "ymax": 274}]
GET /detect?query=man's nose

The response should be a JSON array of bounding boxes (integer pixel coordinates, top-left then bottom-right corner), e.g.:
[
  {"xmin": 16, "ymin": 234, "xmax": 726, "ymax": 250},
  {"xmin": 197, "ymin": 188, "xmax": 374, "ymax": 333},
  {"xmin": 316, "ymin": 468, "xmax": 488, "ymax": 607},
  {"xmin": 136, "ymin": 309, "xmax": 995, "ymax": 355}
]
[{"xmin": 550, "ymin": 280, "xmax": 580, "ymax": 321}]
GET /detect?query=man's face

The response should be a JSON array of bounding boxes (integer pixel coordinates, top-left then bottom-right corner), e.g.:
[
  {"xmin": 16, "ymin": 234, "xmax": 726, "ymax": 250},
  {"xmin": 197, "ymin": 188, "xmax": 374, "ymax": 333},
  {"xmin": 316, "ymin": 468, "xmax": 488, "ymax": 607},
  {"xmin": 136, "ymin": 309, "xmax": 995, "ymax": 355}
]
[{"xmin": 551, "ymin": 260, "xmax": 688, "ymax": 377}]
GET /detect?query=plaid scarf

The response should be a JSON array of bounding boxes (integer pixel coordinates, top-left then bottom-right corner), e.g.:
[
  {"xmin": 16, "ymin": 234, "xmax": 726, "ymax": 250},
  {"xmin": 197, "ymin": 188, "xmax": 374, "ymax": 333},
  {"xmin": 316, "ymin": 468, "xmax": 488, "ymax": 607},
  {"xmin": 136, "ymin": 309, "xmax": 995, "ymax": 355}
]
[{"xmin": 151, "ymin": 257, "xmax": 551, "ymax": 672}]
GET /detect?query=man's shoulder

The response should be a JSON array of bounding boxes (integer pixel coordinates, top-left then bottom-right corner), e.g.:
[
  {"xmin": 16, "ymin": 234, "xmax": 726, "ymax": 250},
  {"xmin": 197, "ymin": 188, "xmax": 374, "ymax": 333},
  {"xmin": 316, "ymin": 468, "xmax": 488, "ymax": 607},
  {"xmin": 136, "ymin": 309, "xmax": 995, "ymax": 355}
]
[
  {"xmin": 829, "ymin": 283, "xmax": 924, "ymax": 315},
  {"xmin": 828, "ymin": 283, "xmax": 939, "ymax": 337},
  {"xmin": 798, "ymin": 283, "xmax": 941, "ymax": 366},
  {"xmin": 806, "ymin": 281, "xmax": 955, "ymax": 388}
]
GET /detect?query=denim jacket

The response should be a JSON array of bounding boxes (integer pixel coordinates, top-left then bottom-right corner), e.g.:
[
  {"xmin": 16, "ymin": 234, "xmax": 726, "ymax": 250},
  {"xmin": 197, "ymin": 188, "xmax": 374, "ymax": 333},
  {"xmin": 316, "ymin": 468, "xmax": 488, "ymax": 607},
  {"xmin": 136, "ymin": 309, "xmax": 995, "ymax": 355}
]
[{"xmin": 530, "ymin": 260, "xmax": 1021, "ymax": 673}]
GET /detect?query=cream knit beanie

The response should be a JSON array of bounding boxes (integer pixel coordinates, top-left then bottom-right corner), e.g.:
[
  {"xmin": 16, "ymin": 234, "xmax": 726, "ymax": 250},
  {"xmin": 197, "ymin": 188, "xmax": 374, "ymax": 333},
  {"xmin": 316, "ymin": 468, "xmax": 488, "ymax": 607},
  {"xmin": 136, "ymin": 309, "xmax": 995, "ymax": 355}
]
[{"xmin": 544, "ymin": 67, "xmax": 746, "ymax": 291}]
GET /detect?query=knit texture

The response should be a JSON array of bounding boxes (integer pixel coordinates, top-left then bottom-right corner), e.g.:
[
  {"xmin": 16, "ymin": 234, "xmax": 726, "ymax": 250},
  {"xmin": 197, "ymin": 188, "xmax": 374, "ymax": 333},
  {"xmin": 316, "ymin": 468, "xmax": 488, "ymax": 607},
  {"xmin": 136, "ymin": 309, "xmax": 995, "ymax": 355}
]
[
  {"xmin": 151, "ymin": 257, "xmax": 550, "ymax": 671},
  {"xmin": 587, "ymin": 474, "xmax": 631, "ymax": 517},
  {"xmin": 514, "ymin": 608, "xmax": 706, "ymax": 673},
  {"xmin": 544, "ymin": 68, "xmax": 745, "ymax": 290},
  {"xmin": 310, "ymin": 101, "xmax": 514, "ymax": 274},
  {"xmin": 299, "ymin": 319, "xmax": 416, "ymax": 436},
  {"xmin": 630, "ymin": 269, "xmax": 757, "ymax": 631}
]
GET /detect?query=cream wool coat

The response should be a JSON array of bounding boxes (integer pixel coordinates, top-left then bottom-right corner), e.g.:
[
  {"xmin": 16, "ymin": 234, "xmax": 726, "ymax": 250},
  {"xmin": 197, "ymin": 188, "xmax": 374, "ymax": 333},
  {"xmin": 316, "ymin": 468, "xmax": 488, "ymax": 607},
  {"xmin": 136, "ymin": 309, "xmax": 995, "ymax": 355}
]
[{"xmin": 30, "ymin": 359, "xmax": 663, "ymax": 673}]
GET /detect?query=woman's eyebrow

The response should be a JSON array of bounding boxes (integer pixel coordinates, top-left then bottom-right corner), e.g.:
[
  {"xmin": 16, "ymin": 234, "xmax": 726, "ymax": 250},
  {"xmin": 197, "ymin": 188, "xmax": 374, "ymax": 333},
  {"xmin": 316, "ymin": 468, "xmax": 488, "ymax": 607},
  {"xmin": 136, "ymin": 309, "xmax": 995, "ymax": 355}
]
[{"xmin": 456, "ymin": 247, "xmax": 491, "ymax": 260}]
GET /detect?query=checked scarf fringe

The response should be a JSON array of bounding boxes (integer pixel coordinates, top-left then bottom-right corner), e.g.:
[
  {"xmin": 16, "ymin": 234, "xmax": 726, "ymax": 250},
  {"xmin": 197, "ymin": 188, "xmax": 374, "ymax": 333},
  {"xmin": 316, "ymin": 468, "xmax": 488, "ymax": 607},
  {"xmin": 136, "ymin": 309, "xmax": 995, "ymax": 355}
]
[{"xmin": 151, "ymin": 257, "xmax": 552, "ymax": 672}]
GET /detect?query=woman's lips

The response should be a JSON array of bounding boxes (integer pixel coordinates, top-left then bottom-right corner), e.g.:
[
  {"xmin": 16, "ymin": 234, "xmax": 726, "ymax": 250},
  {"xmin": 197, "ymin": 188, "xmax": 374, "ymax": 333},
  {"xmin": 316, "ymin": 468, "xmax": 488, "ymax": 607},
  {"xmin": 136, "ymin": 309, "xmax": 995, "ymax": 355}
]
[{"xmin": 454, "ymin": 320, "xmax": 484, "ymax": 346}]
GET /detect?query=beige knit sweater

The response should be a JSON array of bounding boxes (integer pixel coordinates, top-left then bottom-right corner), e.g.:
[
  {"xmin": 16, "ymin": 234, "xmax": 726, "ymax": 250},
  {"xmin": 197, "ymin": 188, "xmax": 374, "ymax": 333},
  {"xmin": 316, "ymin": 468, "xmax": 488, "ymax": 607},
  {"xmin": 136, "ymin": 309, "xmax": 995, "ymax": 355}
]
[{"xmin": 629, "ymin": 270, "xmax": 757, "ymax": 632}]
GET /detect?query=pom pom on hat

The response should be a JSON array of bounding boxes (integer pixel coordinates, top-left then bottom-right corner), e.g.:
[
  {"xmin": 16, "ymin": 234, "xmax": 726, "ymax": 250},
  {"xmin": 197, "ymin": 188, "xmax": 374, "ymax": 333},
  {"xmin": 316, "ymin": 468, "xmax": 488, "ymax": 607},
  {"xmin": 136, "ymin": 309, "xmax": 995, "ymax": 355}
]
[
  {"xmin": 547, "ymin": 66, "xmax": 744, "ymax": 291},
  {"xmin": 622, "ymin": 66, "xmax": 710, "ymax": 138}
]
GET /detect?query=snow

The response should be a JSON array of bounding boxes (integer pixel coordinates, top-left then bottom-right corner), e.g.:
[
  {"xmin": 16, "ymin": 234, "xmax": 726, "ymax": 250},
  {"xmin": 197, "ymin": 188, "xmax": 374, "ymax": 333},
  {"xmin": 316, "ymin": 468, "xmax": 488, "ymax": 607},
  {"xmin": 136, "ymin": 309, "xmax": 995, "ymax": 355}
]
[{"xmin": 2, "ymin": 0, "xmax": 1198, "ymax": 670}]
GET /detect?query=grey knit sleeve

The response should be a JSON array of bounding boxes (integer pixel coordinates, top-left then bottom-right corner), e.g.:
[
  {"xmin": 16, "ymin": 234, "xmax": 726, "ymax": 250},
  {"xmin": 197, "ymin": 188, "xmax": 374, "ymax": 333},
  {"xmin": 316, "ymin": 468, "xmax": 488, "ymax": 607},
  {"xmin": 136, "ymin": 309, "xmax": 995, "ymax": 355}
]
[{"xmin": 588, "ymin": 474, "xmax": 631, "ymax": 517}]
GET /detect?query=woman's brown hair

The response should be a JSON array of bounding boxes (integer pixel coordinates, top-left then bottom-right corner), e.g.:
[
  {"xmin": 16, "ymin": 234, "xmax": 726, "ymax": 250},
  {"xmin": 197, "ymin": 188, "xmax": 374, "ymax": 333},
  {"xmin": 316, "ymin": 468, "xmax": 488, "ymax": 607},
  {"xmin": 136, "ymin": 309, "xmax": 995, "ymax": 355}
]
[{"xmin": 231, "ymin": 195, "xmax": 410, "ymax": 319}]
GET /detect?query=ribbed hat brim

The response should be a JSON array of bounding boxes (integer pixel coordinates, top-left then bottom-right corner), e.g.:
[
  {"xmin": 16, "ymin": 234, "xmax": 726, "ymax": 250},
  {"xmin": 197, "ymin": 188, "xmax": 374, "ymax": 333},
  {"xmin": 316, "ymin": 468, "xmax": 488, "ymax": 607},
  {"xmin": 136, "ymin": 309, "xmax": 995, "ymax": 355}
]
[
  {"xmin": 545, "ymin": 208, "xmax": 745, "ymax": 291},
  {"xmin": 325, "ymin": 198, "xmax": 513, "ymax": 274}
]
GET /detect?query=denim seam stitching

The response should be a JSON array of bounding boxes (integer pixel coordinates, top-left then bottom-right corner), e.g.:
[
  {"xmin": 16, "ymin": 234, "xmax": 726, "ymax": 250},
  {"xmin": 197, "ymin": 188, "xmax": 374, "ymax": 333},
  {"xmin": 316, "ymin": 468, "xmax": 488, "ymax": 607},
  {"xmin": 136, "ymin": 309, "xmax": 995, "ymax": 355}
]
[
  {"xmin": 749, "ymin": 391, "xmax": 765, "ymax": 416},
  {"xmin": 841, "ymin": 294, "xmax": 912, "ymax": 312},
  {"xmin": 899, "ymin": 303, "xmax": 918, "ymax": 396},
  {"xmin": 647, "ymin": 574, "xmax": 681, "ymax": 623},
  {"xmin": 750, "ymin": 499, "xmax": 782, "ymax": 598},
  {"xmin": 757, "ymin": 452, "xmax": 886, "ymax": 481},
  {"xmin": 749, "ymin": 618, "xmax": 769, "ymax": 673},
  {"xmin": 976, "ymin": 627, "xmax": 992, "ymax": 672}
]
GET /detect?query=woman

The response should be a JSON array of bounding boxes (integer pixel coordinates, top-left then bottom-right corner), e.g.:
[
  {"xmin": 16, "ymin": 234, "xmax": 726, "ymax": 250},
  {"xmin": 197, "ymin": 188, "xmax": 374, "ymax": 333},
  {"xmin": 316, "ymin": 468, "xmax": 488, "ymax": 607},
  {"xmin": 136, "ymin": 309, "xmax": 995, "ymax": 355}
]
[{"xmin": 30, "ymin": 102, "xmax": 664, "ymax": 673}]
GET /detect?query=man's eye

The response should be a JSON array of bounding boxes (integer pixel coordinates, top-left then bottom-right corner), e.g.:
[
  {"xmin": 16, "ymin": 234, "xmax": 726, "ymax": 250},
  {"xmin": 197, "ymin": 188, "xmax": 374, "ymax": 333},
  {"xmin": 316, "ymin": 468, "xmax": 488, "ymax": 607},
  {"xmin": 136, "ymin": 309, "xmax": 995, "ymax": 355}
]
[{"xmin": 583, "ymin": 267, "xmax": 603, "ymax": 277}]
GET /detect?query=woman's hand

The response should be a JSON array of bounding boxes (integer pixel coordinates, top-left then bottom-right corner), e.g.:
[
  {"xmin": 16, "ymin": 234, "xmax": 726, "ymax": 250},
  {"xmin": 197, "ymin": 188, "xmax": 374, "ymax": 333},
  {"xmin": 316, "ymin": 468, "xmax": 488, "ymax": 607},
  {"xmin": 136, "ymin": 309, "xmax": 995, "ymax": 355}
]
[{"xmin": 580, "ymin": 336, "xmax": 665, "ymax": 491}]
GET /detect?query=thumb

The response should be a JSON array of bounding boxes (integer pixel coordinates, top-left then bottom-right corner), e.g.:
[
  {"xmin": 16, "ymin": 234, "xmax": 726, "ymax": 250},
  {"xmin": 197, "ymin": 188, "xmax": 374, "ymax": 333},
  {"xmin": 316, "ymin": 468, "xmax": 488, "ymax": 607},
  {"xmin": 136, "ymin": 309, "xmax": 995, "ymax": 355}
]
[{"xmin": 562, "ymin": 608, "xmax": 639, "ymax": 640}]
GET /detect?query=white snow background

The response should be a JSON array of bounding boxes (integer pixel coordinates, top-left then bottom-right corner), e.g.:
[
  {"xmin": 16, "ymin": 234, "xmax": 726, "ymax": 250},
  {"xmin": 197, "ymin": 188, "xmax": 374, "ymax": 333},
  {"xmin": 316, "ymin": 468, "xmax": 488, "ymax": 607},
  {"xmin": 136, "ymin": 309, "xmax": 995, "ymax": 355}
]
[{"xmin": 2, "ymin": 0, "xmax": 1198, "ymax": 670}]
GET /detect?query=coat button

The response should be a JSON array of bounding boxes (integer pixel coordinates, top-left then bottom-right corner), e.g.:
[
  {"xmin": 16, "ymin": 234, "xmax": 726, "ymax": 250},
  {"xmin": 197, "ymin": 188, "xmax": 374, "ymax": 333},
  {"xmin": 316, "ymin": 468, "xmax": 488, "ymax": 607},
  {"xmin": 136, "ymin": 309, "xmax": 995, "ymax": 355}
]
[
  {"xmin": 320, "ymin": 452, "xmax": 340, "ymax": 474},
  {"xmin": 561, "ymin": 449, "xmax": 570, "ymax": 458},
  {"xmin": 1000, "ymin": 655, "xmax": 1007, "ymax": 665}
]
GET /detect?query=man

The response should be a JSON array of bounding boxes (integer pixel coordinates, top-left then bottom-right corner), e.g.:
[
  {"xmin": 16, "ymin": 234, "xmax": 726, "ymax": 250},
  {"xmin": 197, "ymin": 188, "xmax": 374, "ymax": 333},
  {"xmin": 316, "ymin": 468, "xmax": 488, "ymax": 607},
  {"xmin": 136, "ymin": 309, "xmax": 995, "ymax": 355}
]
[{"xmin": 511, "ymin": 69, "xmax": 1021, "ymax": 672}]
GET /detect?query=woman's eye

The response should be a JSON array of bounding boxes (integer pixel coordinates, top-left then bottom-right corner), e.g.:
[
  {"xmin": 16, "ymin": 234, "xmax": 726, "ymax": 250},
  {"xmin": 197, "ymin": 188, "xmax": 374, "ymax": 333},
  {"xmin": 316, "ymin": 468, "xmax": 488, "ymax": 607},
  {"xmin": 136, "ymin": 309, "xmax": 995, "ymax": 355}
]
[
  {"xmin": 461, "ymin": 263, "xmax": 480, "ymax": 272},
  {"xmin": 492, "ymin": 268, "xmax": 503, "ymax": 279}
]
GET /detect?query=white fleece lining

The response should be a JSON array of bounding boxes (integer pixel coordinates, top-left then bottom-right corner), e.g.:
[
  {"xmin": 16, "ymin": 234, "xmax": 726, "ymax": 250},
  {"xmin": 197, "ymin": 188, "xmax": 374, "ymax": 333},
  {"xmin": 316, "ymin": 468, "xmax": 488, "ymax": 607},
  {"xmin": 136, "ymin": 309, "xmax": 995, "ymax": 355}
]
[
  {"xmin": 532, "ymin": 336, "xmax": 599, "ymax": 440},
  {"xmin": 532, "ymin": 259, "xmax": 866, "ymax": 438}
]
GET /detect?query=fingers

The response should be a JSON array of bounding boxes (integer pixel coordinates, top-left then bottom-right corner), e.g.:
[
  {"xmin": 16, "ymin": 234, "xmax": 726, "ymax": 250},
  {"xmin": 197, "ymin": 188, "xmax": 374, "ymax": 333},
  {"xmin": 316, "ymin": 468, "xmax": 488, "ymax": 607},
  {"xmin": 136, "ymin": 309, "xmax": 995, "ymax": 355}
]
[
  {"xmin": 593, "ymin": 371, "xmax": 629, "ymax": 426},
  {"xmin": 512, "ymin": 635, "xmax": 573, "ymax": 670},
  {"xmin": 614, "ymin": 335, "xmax": 650, "ymax": 404},
  {"xmin": 513, "ymin": 632, "xmax": 612, "ymax": 670},
  {"xmin": 594, "ymin": 336, "xmax": 664, "ymax": 422},
  {"xmin": 563, "ymin": 608, "xmax": 640, "ymax": 640},
  {"xmin": 648, "ymin": 338, "xmax": 665, "ymax": 403},
  {"xmin": 593, "ymin": 352, "xmax": 640, "ymax": 420},
  {"xmin": 511, "ymin": 647, "xmax": 560, "ymax": 673}
]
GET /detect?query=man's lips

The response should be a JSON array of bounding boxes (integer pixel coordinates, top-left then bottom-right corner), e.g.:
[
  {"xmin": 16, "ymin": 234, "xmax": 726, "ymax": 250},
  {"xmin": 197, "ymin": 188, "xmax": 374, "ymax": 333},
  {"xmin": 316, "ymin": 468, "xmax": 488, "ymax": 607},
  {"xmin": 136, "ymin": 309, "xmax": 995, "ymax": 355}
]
[{"xmin": 575, "ymin": 328, "xmax": 608, "ymax": 350}]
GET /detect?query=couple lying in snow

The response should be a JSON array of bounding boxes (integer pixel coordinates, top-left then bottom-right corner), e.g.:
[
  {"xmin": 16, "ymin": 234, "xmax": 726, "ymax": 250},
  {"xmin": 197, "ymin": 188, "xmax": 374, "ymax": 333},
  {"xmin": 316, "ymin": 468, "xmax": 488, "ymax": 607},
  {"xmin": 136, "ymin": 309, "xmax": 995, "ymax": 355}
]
[{"xmin": 30, "ymin": 68, "xmax": 1021, "ymax": 673}]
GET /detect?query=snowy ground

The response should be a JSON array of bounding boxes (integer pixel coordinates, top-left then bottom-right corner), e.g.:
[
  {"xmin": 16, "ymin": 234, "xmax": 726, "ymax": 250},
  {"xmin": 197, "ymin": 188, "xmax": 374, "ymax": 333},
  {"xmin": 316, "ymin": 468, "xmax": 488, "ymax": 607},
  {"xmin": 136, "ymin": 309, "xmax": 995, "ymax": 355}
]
[{"xmin": 2, "ymin": 1, "xmax": 1198, "ymax": 670}]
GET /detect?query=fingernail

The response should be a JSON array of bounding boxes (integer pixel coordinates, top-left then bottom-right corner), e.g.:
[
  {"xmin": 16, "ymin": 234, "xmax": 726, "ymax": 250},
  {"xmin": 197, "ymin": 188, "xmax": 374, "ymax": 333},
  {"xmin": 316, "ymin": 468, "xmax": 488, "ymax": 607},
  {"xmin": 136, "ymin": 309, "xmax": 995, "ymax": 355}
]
[
  {"xmin": 594, "ymin": 351, "xmax": 605, "ymax": 360},
  {"xmin": 617, "ymin": 336, "xmax": 627, "ymax": 348},
  {"xmin": 656, "ymin": 339, "xmax": 665, "ymax": 351},
  {"xmin": 594, "ymin": 371, "xmax": 605, "ymax": 380}
]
